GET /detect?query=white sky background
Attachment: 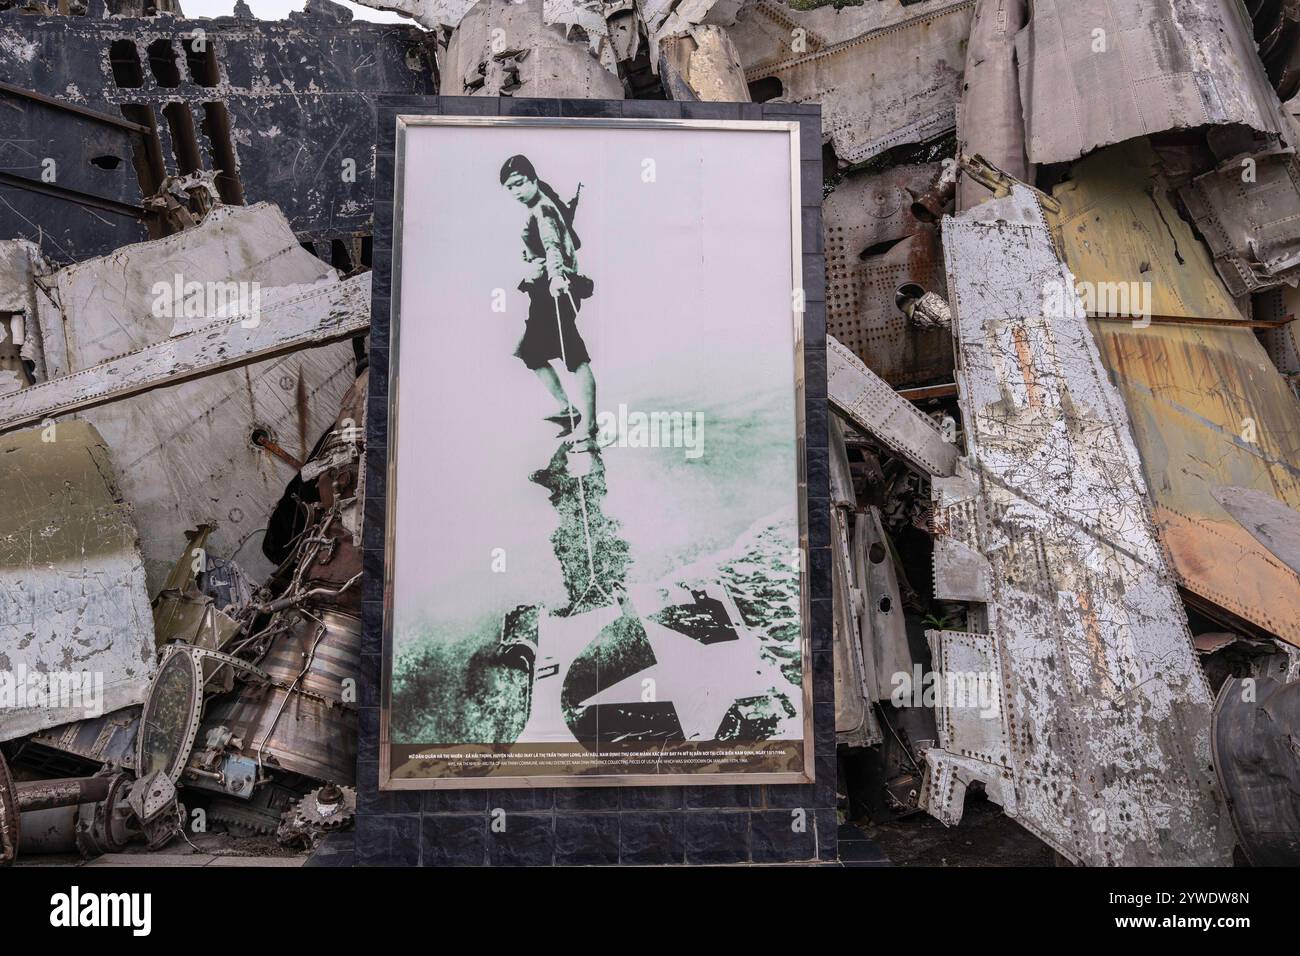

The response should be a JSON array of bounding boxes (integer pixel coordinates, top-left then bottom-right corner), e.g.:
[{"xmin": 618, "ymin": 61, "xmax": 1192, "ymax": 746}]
[
  {"xmin": 391, "ymin": 123, "xmax": 800, "ymax": 634},
  {"xmin": 180, "ymin": 0, "xmax": 413, "ymax": 24}
]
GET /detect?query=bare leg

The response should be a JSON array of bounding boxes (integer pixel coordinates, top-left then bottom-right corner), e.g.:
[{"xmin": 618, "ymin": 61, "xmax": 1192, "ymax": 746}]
[
  {"xmin": 533, "ymin": 363, "xmax": 571, "ymax": 413},
  {"xmin": 570, "ymin": 362, "xmax": 597, "ymax": 450}
]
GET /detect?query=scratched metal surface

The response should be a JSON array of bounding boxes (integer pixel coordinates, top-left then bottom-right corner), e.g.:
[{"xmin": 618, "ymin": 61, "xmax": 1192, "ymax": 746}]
[
  {"xmin": 827, "ymin": 335, "xmax": 958, "ymax": 478},
  {"xmin": 927, "ymin": 185, "xmax": 1234, "ymax": 865},
  {"xmin": 1018, "ymin": 0, "xmax": 1289, "ymax": 165},
  {"xmin": 823, "ymin": 164, "xmax": 953, "ymax": 386},
  {"xmin": 732, "ymin": 0, "xmax": 975, "ymax": 164},
  {"xmin": 32, "ymin": 205, "xmax": 358, "ymax": 592},
  {"xmin": 0, "ymin": 420, "xmax": 157, "ymax": 742},
  {"xmin": 1046, "ymin": 143, "xmax": 1300, "ymax": 647}
]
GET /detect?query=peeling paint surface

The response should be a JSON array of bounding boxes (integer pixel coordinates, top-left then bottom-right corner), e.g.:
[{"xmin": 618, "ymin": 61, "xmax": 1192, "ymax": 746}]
[
  {"xmin": 0, "ymin": 420, "xmax": 156, "ymax": 742},
  {"xmin": 1018, "ymin": 0, "xmax": 1289, "ymax": 165},
  {"xmin": 732, "ymin": 0, "xmax": 973, "ymax": 163},
  {"xmin": 827, "ymin": 335, "xmax": 958, "ymax": 478},
  {"xmin": 823, "ymin": 164, "xmax": 952, "ymax": 385},
  {"xmin": 927, "ymin": 185, "xmax": 1234, "ymax": 866},
  {"xmin": 30, "ymin": 205, "xmax": 359, "ymax": 592}
]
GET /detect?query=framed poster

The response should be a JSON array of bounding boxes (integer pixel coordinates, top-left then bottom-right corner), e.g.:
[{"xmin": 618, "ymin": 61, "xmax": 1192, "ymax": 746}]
[{"xmin": 380, "ymin": 112, "xmax": 811, "ymax": 788}]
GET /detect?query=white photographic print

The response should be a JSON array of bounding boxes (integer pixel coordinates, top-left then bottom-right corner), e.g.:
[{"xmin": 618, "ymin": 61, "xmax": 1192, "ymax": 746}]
[{"xmin": 382, "ymin": 116, "xmax": 810, "ymax": 788}]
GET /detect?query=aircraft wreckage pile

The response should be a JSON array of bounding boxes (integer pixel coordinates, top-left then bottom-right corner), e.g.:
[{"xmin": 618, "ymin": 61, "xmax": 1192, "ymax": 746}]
[{"xmin": 1, "ymin": 0, "xmax": 1299, "ymax": 866}]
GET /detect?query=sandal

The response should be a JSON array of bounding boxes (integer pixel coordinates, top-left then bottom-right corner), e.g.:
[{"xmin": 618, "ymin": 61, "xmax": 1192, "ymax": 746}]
[{"xmin": 544, "ymin": 406, "xmax": 581, "ymax": 426}]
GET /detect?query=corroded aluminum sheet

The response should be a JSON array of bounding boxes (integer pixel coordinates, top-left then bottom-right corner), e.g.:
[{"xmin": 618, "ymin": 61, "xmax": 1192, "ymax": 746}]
[
  {"xmin": 1017, "ymin": 0, "xmax": 1290, "ymax": 165},
  {"xmin": 0, "ymin": 275, "xmax": 371, "ymax": 434},
  {"xmin": 927, "ymin": 184, "xmax": 1234, "ymax": 865},
  {"xmin": 827, "ymin": 335, "xmax": 957, "ymax": 478},
  {"xmin": 30, "ymin": 204, "xmax": 358, "ymax": 592},
  {"xmin": 1046, "ymin": 142, "xmax": 1300, "ymax": 645},
  {"xmin": 1089, "ymin": 322, "xmax": 1300, "ymax": 648},
  {"xmin": 1180, "ymin": 152, "xmax": 1300, "ymax": 297},
  {"xmin": 733, "ymin": 0, "xmax": 974, "ymax": 164},
  {"xmin": 823, "ymin": 165, "xmax": 953, "ymax": 386},
  {"xmin": 0, "ymin": 420, "xmax": 156, "ymax": 742},
  {"xmin": 440, "ymin": 0, "xmax": 624, "ymax": 97}
]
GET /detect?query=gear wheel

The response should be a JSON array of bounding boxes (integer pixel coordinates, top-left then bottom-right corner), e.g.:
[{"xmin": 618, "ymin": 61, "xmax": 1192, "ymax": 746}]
[
  {"xmin": 294, "ymin": 784, "xmax": 356, "ymax": 831},
  {"xmin": 277, "ymin": 784, "xmax": 355, "ymax": 849}
]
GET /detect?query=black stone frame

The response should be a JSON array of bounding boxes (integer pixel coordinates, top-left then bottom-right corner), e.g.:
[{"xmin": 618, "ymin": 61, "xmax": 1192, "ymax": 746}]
[{"xmin": 357, "ymin": 96, "xmax": 832, "ymax": 866}]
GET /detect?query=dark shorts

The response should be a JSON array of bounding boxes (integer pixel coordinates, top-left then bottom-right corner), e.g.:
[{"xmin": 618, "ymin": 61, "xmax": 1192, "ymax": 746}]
[{"xmin": 514, "ymin": 279, "xmax": 591, "ymax": 373}]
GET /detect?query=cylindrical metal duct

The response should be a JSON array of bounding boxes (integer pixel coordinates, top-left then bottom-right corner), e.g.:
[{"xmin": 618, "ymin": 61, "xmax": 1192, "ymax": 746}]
[{"xmin": 200, "ymin": 609, "xmax": 360, "ymax": 784}]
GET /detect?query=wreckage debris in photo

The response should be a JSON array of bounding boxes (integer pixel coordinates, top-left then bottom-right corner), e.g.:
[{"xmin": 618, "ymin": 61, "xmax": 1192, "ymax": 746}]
[{"xmin": 0, "ymin": 0, "xmax": 1296, "ymax": 884}]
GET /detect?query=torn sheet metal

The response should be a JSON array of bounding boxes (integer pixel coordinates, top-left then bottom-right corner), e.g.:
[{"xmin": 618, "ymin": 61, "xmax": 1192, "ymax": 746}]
[
  {"xmin": 823, "ymin": 164, "xmax": 952, "ymax": 385},
  {"xmin": 1213, "ymin": 485, "xmax": 1300, "ymax": 578},
  {"xmin": 928, "ymin": 184, "xmax": 1233, "ymax": 865},
  {"xmin": 1180, "ymin": 151, "xmax": 1300, "ymax": 297},
  {"xmin": 1051, "ymin": 141, "xmax": 1242, "ymax": 324},
  {"xmin": 1089, "ymin": 322, "xmax": 1300, "ymax": 649},
  {"xmin": 21, "ymin": 203, "xmax": 360, "ymax": 593},
  {"xmin": 0, "ymin": 239, "xmax": 45, "ymax": 394},
  {"xmin": 956, "ymin": 0, "xmax": 1029, "ymax": 211},
  {"xmin": 731, "ymin": 0, "xmax": 974, "ymax": 164},
  {"xmin": 831, "ymin": 420, "xmax": 882, "ymax": 747},
  {"xmin": 26, "ymin": 708, "xmax": 140, "ymax": 773},
  {"xmin": 1049, "ymin": 143, "xmax": 1300, "ymax": 647},
  {"xmin": 827, "ymin": 335, "xmax": 958, "ymax": 478},
  {"xmin": 440, "ymin": 0, "xmax": 624, "ymax": 96},
  {"xmin": 0, "ymin": 419, "xmax": 156, "ymax": 742},
  {"xmin": 0, "ymin": 2, "xmax": 435, "ymax": 263},
  {"xmin": 1017, "ymin": 0, "xmax": 1291, "ymax": 165},
  {"xmin": 642, "ymin": 0, "xmax": 745, "ymax": 72},
  {"xmin": 659, "ymin": 24, "xmax": 750, "ymax": 101},
  {"xmin": 0, "ymin": 274, "xmax": 370, "ymax": 434},
  {"xmin": 41, "ymin": 202, "xmax": 336, "ymax": 377}
]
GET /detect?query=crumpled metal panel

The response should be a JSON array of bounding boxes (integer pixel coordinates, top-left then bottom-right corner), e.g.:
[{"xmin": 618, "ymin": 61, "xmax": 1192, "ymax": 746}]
[
  {"xmin": 1213, "ymin": 485, "xmax": 1300, "ymax": 577},
  {"xmin": 824, "ymin": 164, "xmax": 953, "ymax": 385},
  {"xmin": 732, "ymin": 0, "xmax": 974, "ymax": 164},
  {"xmin": 1017, "ymin": 0, "xmax": 1290, "ymax": 165},
  {"xmin": 29, "ymin": 204, "xmax": 358, "ymax": 592},
  {"xmin": 28, "ymin": 707, "xmax": 140, "ymax": 772},
  {"xmin": 0, "ymin": 240, "xmax": 46, "ymax": 395},
  {"xmin": 1052, "ymin": 140, "xmax": 1241, "ymax": 322},
  {"xmin": 0, "ymin": 420, "xmax": 157, "ymax": 742},
  {"xmin": 827, "ymin": 335, "xmax": 957, "ymax": 478},
  {"xmin": 1089, "ymin": 322, "xmax": 1300, "ymax": 646},
  {"xmin": 441, "ymin": 0, "xmax": 625, "ymax": 96},
  {"xmin": 928, "ymin": 184, "xmax": 1234, "ymax": 865},
  {"xmin": 0, "ymin": 274, "xmax": 371, "ymax": 434},
  {"xmin": 1180, "ymin": 151, "xmax": 1300, "ymax": 297},
  {"xmin": 957, "ymin": 0, "xmax": 1030, "ymax": 211},
  {"xmin": 831, "ymin": 420, "xmax": 881, "ymax": 747},
  {"xmin": 1047, "ymin": 141, "xmax": 1300, "ymax": 646},
  {"xmin": 659, "ymin": 24, "xmax": 751, "ymax": 101}
]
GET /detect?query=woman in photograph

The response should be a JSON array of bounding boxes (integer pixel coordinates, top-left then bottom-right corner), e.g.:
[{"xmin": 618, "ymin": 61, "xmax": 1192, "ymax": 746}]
[{"xmin": 500, "ymin": 154, "xmax": 599, "ymax": 455}]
